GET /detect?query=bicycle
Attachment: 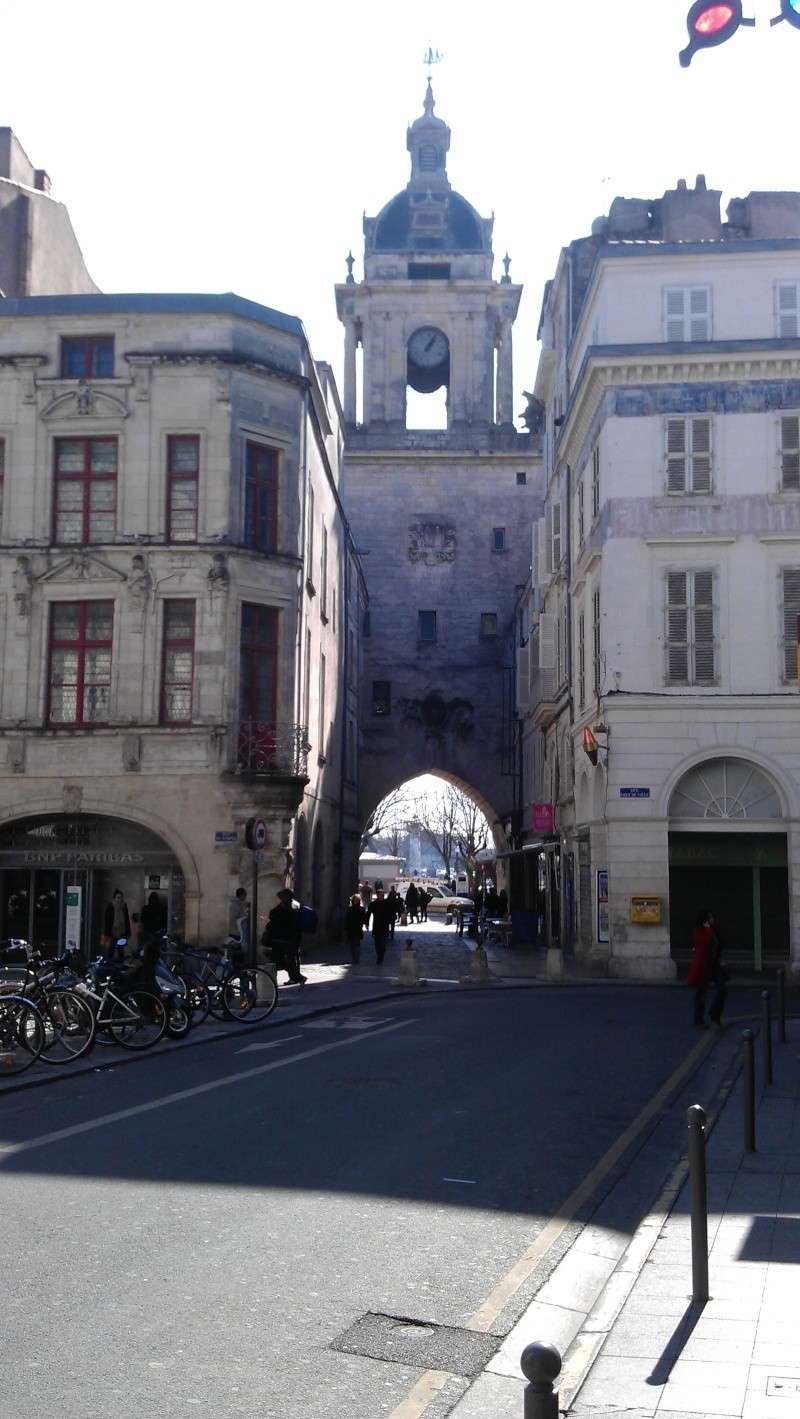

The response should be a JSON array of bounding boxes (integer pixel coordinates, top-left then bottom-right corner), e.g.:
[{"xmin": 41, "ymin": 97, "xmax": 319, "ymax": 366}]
[
  {"xmin": 162, "ymin": 938, "xmax": 278, "ymax": 1024},
  {"xmin": 7, "ymin": 951, "xmax": 96, "ymax": 1064},
  {"xmin": 75, "ymin": 961, "xmax": 168, "ymax": 1050},
  {"xmin": 0, "ymin": 985, "xmax": 45, "ymax": 1075}
]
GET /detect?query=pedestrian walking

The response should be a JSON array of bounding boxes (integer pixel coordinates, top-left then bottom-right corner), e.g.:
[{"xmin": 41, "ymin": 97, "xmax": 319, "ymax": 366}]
[
  {"xmin": 344, "ymin": 893, "xmax": 368, "ymax": 964},
  {"xmin": 687, "ymin": 908, "xmax": 727, "ymax": 1028},
  {"xmin": 368, "ymin": 888, "xmax": 394, "ymax": 963},
  {"xmin": 103, "ymin": 888, "xmax": 131, "ymax": 960},
  {"xmin": 418, "ymin": 888, "xmax": 430, "ymax": 922},
  {"xmin": 405, "ymin": 881, "xmax": 419, "ymax": 924},
  {"xmin": 262, "ymin": 888, "xmax": 306, "ymax": 985},
  {"xmin": 140, "ymin": 891, "xmax": 167, "ymax": 941},
  {"xmin": 387, "ymin": 887, "xmax": 402, "ymax": 938}
]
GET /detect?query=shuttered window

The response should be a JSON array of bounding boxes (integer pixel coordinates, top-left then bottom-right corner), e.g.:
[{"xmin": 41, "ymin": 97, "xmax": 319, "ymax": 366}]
[
  {"xmin": 666, "ymin": 417, "xmax": 712, "ymax": 494},
  {"xmin": 552, "ymin": 501, "xmax": 562, "ymax": 569},
  {"xmin": 577, "ymin": 610, "xmax": 586, "ymax": 709},
  {"xmin": 665, "ymin": 287, "xmax": 711, "ymax": 342},
  {"xmin": 591, "ymin": 446, "xmax": 600, "ymax": 520},
  {"xmin": 665, "ymin": 571, "xmax": 716, "ymax": 686},
  {"xmin": 592, "ymin": 589, "xmax": 601, "ymax": 696},
  {"xmin": 781, "ymin": 569, "xmax": 800, "ymax": 682},
  {"xmin": 777, "ymin": 283, "xmax": 799, "ymax": 339},
  {"xmin": 780, "ymin": 416, "xmax": 800, "ymax": 492},
  {"xmin": 577, "ymin": 478, "xmax": 584, "ymax": 549}
]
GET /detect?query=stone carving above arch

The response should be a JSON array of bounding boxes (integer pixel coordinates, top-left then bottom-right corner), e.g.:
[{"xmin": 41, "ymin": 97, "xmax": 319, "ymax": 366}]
[
  {"xmin": 41, "ymin": 386, "xmax": 130, "ymax": 420},
  {"xmin": 669, "ymin": 757, "xmax": 783, "ymax": 821},
  {"xmin": 408, "ymin": 521, "xmax": 456, "ymax": 565}
]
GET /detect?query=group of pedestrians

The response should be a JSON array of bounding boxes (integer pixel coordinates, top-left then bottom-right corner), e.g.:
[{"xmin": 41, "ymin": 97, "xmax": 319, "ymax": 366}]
[{"xmin": 345, "ymin": 887, "xmax": 399, "ymax": 963}]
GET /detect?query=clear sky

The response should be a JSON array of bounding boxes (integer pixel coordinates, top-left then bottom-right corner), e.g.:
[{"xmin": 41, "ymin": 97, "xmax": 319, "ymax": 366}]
[{"xmin": 3, "ymin": 0, "xmax": 797, "ymax": 416}]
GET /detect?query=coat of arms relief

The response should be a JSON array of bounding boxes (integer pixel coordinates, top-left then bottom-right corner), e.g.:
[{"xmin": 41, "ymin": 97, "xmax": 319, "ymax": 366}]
[{"xmin": 407, "ymin": 521, "xmax": 456, "ymax": 566}]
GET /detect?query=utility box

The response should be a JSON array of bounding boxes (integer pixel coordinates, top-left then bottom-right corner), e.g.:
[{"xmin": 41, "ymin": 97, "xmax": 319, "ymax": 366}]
[{"xmin": 630, "ymin": 895, "xmax": 662, "ymax": 925}]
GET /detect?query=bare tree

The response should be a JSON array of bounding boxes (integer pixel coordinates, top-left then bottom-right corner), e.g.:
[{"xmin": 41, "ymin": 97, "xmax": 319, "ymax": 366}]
[
  {"xmin": 411, "ymin": 782, "xmax": 490, "ymax": 885},
  {"xmin": 452, "ymin": 788, "xmax": 490, "ymax": 888},
  {"xmin": 360, "ymin": 788, "xmax": 412, "ymax": 855}
]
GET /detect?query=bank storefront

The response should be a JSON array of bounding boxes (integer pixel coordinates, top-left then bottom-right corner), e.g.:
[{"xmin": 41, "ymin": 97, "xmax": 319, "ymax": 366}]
[{"xmin": 0, "ymin": 815, "xmax": 184, "ymax": 953}]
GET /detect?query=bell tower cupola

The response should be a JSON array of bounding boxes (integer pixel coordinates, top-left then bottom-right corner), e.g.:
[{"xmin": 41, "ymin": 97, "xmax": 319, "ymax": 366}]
[{"xmin": 407, "ymin": 79, "xmax": 451, "ymax": 192}]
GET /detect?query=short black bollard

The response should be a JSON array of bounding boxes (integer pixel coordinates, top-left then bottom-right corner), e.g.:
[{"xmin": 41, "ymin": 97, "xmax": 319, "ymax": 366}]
[
  {"xmin": 687, "ymin": 1104, "xmax": 709, "ymax": 1303},
  {"xmin": 762, "ymin": 990, "xmax": 773, "ymax": 1086},
  {"xmin": 743, "ymin": 1029, "xmax": 756, "ymax": 1153},
  {"xmin": 521, "ymin": 1342, "xmax": 561, "ymax": 1419},
  {"xmin": 777, "ymin": 968, "xmax": 787, "ymax": 1045}
]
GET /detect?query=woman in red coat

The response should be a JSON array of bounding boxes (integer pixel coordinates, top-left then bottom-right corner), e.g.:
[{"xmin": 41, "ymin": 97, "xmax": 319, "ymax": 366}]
[{"xmin": 687, "ymin": 908, "xmax": 726, "ymax": 1027}]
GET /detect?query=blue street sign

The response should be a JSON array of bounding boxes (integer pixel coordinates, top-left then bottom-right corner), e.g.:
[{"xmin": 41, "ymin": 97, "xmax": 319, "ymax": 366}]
[{"xmin": 619, "ymin": 787, "xmax": 651, "ymax": 799}]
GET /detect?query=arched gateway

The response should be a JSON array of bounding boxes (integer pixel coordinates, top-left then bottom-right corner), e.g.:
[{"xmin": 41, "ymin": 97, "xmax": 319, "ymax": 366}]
[{"xmin": 337, "ymin": 83, "xmax": 541, "ymax": 851}]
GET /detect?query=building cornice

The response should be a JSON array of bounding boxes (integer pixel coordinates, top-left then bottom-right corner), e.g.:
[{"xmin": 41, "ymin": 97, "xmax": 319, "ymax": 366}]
[{"xmin": 559, "ymin": 345, "xmax": 800, "ymax": 468}]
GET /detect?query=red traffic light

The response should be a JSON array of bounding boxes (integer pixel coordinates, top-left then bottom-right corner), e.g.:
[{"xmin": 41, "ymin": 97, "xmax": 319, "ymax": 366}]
[
  {"xmin": 680, "ymin": 1, "xmax": 754, "ymax": 66},
  {"xmin": 582, "ymin": 726, "xmax": 599, "ymax": 767},
  {"xmin": 771, "ymin": 0, "xmax": 800, "ymax": 27}
]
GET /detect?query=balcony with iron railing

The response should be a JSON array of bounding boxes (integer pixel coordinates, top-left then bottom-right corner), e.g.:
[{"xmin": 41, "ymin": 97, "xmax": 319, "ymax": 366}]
[{"xmin": 234, "ymin": 721, "xmax": 310, "ymax": 780}]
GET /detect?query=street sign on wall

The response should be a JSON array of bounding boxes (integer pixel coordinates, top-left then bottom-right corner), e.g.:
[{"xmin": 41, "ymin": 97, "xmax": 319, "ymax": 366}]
[{"xmin": 532, "ymin": 803, "xmax": 554, "ymax": 834}]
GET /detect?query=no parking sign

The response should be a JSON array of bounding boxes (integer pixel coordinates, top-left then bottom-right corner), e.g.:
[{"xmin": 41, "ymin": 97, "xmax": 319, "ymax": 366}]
[{"xmin": 245, "ymin": 817, "xmax": 267, "ymax": 851}]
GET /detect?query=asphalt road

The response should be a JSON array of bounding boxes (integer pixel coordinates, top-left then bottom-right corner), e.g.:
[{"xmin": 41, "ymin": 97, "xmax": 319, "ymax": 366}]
[{"xmin": 0, "ymin": 986, "xmax": 723, "ymax": 1419}]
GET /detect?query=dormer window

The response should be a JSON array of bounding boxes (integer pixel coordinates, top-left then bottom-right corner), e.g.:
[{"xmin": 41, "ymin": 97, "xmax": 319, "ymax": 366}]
[{"xmin": 61, "ymin": 336, "xmax": 114, "ymax": 379}]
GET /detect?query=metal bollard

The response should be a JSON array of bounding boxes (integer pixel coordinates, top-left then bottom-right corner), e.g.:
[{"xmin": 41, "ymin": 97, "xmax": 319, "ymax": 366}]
[
  {"xmin": 743, "ymin": 1029, "xmax": 756, "ymax": 1153},
  {"xmin": 761, "ymin": 991, "xmax": 773, "ymax": 1086},
  {"xmin": 687, "ymin": 1104, "xmax": 709, "ymax": 1303},
  {"xmin": 777, "ymin": 968, "xmax": 787, "ymax": 1045},
  {"xmin": 521, "ymin": 1342, "xmax": 561, "ymax": 1419}
]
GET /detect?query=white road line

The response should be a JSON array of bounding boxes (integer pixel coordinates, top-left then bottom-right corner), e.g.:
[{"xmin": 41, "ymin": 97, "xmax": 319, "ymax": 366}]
[
  {"xmin": 443, "ymin": 1177, "xmax": 477, "ymax": 1185},
  {"xmin": 236, "ymin": 1035, "xmax": 303, "ymax": 1054},
  {"xmin": 0, "ymin": 1019, "xmax": 415, "ymax": 1159}
]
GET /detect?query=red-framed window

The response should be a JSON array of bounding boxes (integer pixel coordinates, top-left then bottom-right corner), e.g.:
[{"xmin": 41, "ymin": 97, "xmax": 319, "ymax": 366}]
[
  {"xmin": 166, "ymin": 435, "xmax": 199, "ymax": 543},
  {"xmin": 53, "ymin": 437, "xmax": 117, "ymax": 544},
  {"xmin": 243, "ymin": 442, "xmax": 277, "ymax": 553},
  {"xmin": 60, "ymin": 336, "xmax": 114, "ymax": 379},
  {"xmin": 160, "ymin": 600, "xmax": 195, "ymax": 724},
  {"xmin": 238, "ymin": 603, "xmax": 279, "ymax": 771},
  {"xmin": 48, "ymin": 601, "xmax": 113, "ymax": 726}
]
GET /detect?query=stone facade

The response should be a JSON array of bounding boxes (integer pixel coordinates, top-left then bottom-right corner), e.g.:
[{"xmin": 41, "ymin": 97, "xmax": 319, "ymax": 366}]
[
  {"xmin": 0, "ymin": 294, "xmax": 365, "ymax": 950},
  {"xmin": 337, "ymin": 85, "xmax": 541, "ymax": 845},
  {"xmin": 522, "ymin": 177, "xmax": 800, "ymax": 979},
  {"xmin": 0, "ymin": 130, "xmax": 98, "ymax": 297}
]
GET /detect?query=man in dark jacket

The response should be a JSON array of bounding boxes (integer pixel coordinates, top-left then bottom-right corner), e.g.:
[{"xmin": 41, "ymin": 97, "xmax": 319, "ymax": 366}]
[
  {"xmin": 387, "ymin": 887, "xmax": 402, "ymax": 938},
  {"xmin": 405, "ymin": 882, "xmax": 419, "ymax": 924},
  {"xmin": 368, "ymin": 888, "xmax": 394, "ymax": 964},
  {"xmin": 263, "ymin": 888, "xmax": 305, "ymax": 985}
]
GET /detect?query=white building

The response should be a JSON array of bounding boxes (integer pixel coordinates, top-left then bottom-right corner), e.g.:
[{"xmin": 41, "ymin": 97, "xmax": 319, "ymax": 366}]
[
  {"xmin": 0, "ymin": 291, "xmax": 366, "ymax": 951},
  {"xmin": 522, "ymin": 179, "xmax": 800, "ymax": 979}
]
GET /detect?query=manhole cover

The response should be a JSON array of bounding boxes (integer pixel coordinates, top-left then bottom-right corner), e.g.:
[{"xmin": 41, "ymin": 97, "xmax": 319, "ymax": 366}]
[{"xmin": 331, "ymin": 1312, "xmax": 498, "ymax": 1377}]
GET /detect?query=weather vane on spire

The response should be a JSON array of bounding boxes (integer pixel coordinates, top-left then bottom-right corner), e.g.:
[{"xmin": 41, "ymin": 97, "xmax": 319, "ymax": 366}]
[{"xmin": 423, "ymin": 45, "xmax": 444, "ymax": 76}]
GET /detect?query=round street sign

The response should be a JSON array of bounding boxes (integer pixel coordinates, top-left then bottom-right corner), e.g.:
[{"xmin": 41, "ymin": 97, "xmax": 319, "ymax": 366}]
[{"xmin": 245, "ymin": 817, "xmax": 267, "ymax": 851}]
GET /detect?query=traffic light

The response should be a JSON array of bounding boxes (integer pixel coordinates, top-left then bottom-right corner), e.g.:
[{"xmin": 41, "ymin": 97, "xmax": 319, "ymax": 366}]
[
  {"xmin": 679, "ymin": 2, "xmax": 755, "ymax": 67},
  {"xmin": 582, "ymin": 726, "xmax": 599, "ymax": 767},
  {"xmin": 771, "ymin": 0, "xmax": 800, "ymax": 26}
]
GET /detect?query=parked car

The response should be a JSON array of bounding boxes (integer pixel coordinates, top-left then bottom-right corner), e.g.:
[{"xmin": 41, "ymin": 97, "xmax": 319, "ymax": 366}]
[{"xmin": 424, "ymin": 885, "xmax": 472, "ymax": 915}]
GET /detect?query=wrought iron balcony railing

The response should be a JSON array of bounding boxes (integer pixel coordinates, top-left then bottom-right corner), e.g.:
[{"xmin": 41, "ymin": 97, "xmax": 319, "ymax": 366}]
[{"xmin": 235, "ymin": 721, "xmax": 310, "ymax": 778}]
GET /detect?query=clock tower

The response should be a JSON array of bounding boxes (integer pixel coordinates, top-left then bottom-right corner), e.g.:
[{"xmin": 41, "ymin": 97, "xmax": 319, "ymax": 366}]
[{"xmin": 336, "ymin": 83, "xmax": 541, "ymax": 843}]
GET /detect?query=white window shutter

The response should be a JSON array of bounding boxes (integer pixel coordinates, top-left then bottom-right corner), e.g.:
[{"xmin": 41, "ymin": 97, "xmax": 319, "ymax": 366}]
[
  {"xmin": 536, "ymin": 518, "xmax": 548, "ymax": 586},
  {"xmin": 781, "ymin": 416, "xmax": 800, "ymax": 491},
  {"xmin": 516, "ymin": 642, "xmax": 531, "ymax": 711},
  {"xmin": 552, "ymin": 502, "xmax": 562, "ymax": 569},
  {"xmin": 544, "ymin": 504, "xmax": 553, "ymax": 575},
  {"xmin": 778, "ymin": 284, "xmax": 799, "ymax": 339},
  {"xmin": 691, "ymin": 418, "xmax": 712, "ymax": 493},
  {"xmin": 782, "ymin": 569, "xmax": 800, "ymax": 680},
  {"xmin": 689, "ymin": 287, "xmax": 711, "ymax": 341},
  {"xmin": 666, "ymin": 571, "xmax": 689, "ymax": 684},
  {"xmin": 666, "ymin": 419, "xmax": 687, "ymax": 493},
  {"xmin": 693, "ymin": 571, "xmax": 715, "ymax": 684},
  {"xmin": 665, "ymin": 288, "xmax": 686, "ymax": 342},
  {"xmin": 539, "ymin": 613, "xmax": 557, "ymax": 670}
]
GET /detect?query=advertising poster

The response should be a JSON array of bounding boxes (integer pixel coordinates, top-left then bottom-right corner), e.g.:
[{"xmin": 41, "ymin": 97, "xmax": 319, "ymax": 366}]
[
  {"xmin": 596, "ymin": 869, "xmax": 609, "ymax": 944},
  {"xmin": 65, "ymin": 885, "xmax": 82, "ymax": 954}
]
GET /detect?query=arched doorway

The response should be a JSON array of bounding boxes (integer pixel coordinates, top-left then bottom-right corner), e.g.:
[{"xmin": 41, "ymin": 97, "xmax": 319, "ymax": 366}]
[
  {"xmin": 668, "ymin": 757, "xmax": 789, "ymax": 968},
  {"xmin": 0, "ymin": 813, "xmax": 184, "ymax": 954}
]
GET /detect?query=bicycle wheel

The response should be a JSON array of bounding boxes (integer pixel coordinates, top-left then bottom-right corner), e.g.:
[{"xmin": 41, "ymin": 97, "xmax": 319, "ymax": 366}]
[
  {"xmin": 178, "ymin": 973, "xmax": 210, "ymax": 1026},
  {"xmin": 0, "ymin": 995, "xmax": 45, "ymax": 1075},
  {"xmin": 222, "ymin": 966, "xmax": 278, "ymax": 1023},
  {"xmin": 38, "ymin": 988, "xmax": 96, "ymax": 1064},
  {"xmin": 107, "ymin": 989, "xmax": 167, "ymax": 1050},
  {"xmin": 206, "ymin": 976, "xmax": 229, "ymax": 1021}
]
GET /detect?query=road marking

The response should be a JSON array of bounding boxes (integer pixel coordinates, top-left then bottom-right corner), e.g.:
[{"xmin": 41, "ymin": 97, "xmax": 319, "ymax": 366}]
[
  {"xmin": 237, "ymin": 1035, "xmax": 303, "ymax": 1054},
  {"xmin": 302, "ymin": 1014, "xmax": 394, "ymax": 1032},
  {"xmin": 0, "ymin": 1019, "xmax": 415, "ymax": 1160},
  {"xmin": 385, "ymin": 1027, "xmax": 717, "ymax": 1419},
  {"xmin": 443, "ymin": 1178, "xmax": 477, "ymax": 1185}
]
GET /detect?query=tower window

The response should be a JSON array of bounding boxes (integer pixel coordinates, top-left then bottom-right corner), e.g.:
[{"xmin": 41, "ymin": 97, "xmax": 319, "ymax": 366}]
[
  {"xmin": 372, "ymin": 680, "xmax": 391, "ymax": 716},
  {"xmin": 516, "ymin": 471, "xmax": 527, "ymax": 486},
  {"xmin": 480, "ymin": 613, "xmax": 498, "ymax": 638},
  {"xmin": 493, "ymin": 527, "xmax": 507, "ymax": 553},
  {"xmin": 418, "ymin": 610, "xmax": 437, "ymax": 643},
  {"xmin": 408, "ymin": 263, "xmax": 451, "ymax": 280}
]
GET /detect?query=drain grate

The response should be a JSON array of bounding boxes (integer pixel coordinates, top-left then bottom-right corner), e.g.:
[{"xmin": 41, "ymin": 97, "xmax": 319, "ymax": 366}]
[{"xmin": 331, "ymin": 1311, "xmax": 498, "ymax": 1377}]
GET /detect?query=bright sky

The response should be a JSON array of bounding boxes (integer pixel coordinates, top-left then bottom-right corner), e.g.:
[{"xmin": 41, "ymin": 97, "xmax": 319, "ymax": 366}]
[{"xmin": 3, "ymin": 0, "xmax": 797, "ymax": 414}]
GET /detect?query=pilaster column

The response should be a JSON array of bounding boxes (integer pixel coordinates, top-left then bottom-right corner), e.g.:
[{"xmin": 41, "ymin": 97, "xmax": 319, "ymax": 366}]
[
  {"xmin": 343, "ymin": 319, "xmax": 357, "ymax": 424},
  {"xmin": 497, "ymin": 319, "xmax": 514, "ymax": 425}
]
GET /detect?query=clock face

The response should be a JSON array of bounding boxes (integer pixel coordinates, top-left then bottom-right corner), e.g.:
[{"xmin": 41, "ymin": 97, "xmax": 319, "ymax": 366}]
[{"xmin": 408, "ymin": 327, "xmax": 449, "ymax": 370}]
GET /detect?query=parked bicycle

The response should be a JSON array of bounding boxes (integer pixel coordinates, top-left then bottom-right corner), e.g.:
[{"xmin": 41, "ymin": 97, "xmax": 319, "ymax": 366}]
[
  {"xmin": 161, "ymin": 936, "xmax": 278, "ymax": 1024},
  {"xmin": 0, "ymin": 983, "xmax": 45, "ymax": 1074},
  {"xmin": 0, "ymin": 939, "xmax": 95, "ymax": 1065}
]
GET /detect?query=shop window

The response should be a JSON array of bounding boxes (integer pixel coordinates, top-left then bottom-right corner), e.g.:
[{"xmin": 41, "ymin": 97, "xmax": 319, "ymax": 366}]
[
  {"xmin": 372, "ymin": 680, "xmax": 391, "ymax": 716},
  {"xmin": 243, "ymin": 442, "xmax": 277, "ymax": 553},
  {"xmin": 418, "ymin": 609, "xmax": 437, "ymax": 643},
  {"xmin": 54, "ymin": 438, "xmax": 117, "ymax": 545},
  {"xmin": 48, "ymin": 601, "xmax": 114, "ymax": 726},
  {"xmin": 166, "ymin": 436, "xmax": 199, "ymax": 542},
  {"xmin": 160, "ymin": 600, "xmax": 195, "ymax": 724},
  {"xmin": 60, "ymin": 336, "xmax": 114, "ymax": 379}
]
